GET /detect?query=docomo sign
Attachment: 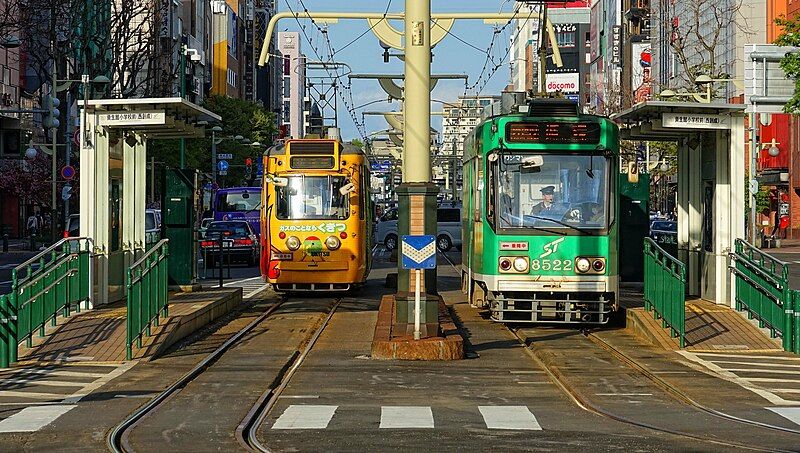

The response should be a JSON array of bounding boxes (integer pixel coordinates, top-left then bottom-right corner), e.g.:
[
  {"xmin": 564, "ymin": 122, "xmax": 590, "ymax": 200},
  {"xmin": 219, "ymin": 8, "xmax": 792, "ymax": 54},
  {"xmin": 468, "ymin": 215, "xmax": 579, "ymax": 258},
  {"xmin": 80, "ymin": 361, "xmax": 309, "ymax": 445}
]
[{"xmin": 545, "ymin": 73, "xmax": 580, "ymax": 94}]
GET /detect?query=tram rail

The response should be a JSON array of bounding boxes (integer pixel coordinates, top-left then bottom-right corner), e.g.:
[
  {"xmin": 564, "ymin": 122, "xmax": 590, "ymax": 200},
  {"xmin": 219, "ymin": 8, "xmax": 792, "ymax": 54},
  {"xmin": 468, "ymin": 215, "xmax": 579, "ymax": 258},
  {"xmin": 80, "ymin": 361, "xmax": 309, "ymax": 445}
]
[
  {"xmin": 507, "ymin": 327, "xmax": 798, "ymax": 453},
  {"xmin": 236, "ymin": 300, "xmax": 340, "ymax": 452}
]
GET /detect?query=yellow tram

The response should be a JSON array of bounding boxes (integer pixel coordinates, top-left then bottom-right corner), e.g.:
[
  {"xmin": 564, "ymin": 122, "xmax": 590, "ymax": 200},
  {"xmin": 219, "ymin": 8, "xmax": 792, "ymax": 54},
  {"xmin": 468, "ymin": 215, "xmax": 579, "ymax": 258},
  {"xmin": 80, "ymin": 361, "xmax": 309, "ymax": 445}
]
[{"xmin": 260, "ymin": 138, "xmax": 373, "ymax": 291}]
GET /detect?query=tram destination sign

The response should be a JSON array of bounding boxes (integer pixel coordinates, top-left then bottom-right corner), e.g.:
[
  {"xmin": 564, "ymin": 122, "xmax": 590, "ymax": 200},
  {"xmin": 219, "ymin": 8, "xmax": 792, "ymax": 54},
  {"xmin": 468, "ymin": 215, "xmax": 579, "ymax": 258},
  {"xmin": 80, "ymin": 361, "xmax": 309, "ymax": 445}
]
[
  {"xmin": 506, "ymin": 122, "xmax": 601, "ymax": 144},
  {"xmin": 98, "ymin": 110, "xmax": 166, "ymax": 126}
]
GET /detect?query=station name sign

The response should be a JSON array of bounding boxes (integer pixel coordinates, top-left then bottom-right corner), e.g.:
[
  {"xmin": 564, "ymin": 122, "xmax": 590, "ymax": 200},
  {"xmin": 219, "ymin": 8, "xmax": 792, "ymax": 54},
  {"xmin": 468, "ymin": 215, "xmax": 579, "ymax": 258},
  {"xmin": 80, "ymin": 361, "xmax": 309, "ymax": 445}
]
[
  {"xmin": 98, "ymin": 110, "xmax": 167, "ymax": 127},
  {"xmin": 662, "ymin": 113, "xmax": 730, "ymax": 130}
]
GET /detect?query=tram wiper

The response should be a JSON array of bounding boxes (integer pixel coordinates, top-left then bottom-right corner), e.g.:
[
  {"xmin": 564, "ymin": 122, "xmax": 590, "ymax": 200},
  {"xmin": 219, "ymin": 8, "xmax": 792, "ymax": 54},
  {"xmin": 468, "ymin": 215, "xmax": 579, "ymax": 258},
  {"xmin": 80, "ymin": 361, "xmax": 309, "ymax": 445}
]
[{"xmin": 525, "ymin": 215, "xmax": 596, "ymax": 235}]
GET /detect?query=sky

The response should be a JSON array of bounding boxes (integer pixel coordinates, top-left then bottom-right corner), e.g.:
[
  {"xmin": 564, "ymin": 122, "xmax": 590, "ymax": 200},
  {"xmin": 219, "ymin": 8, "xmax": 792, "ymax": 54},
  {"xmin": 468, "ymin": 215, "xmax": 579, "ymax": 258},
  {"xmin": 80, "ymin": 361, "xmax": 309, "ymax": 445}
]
[{"xmin": 276, "ymin": 0, "xmax": 522, "ymax": 141}]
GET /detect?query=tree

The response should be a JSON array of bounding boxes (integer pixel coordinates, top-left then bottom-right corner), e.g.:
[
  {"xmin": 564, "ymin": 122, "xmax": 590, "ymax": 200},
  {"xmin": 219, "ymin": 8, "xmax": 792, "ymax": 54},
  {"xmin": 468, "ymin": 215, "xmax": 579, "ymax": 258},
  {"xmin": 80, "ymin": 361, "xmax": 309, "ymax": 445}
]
[
  {"xmin": 775, "ymin": 16, "xmax": 800, "ymax": 113},
  {"xmin": 0, "ymin": 155, "xmax": 52, "ymax": 207}
]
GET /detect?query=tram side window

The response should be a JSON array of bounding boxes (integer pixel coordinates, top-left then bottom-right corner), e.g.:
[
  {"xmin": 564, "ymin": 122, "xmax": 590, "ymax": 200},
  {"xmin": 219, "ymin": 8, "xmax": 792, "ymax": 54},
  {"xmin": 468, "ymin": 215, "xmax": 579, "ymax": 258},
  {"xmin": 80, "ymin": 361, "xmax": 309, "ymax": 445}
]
[{"xmin": 276, "ymin": 176, "xmax": 350, "ymax": 220}]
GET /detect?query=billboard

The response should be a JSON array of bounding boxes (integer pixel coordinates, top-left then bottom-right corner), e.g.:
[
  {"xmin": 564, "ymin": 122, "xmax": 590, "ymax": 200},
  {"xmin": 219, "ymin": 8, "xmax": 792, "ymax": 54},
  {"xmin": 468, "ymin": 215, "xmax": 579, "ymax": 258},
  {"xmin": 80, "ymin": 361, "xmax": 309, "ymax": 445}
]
[
  {"xmin": 545, "ymin": 73, "xmax": 580, "ymax": 93},
  {"xmin": 631, "ymin": 43, "xmax": 652, "ymax": 103}
]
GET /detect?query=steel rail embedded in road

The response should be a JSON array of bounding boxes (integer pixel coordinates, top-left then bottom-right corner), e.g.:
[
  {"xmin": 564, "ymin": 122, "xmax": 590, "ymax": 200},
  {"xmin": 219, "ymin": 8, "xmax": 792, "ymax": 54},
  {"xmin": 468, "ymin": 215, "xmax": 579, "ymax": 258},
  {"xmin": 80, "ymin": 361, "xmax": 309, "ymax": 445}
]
[
  {"xmin": 584, "ymin": 330, "xmax": 800, "ymax": 437},
  {"xmin": 237, "ymin": 299, "xmax": 341, "ymax": 452},
  {"xmin": 507, "ymin": 327, "xmax": 794, "ymax": 453},
  {"xmin": 107, "ymin": 299, "xmax": 287, "ymax": 453}
]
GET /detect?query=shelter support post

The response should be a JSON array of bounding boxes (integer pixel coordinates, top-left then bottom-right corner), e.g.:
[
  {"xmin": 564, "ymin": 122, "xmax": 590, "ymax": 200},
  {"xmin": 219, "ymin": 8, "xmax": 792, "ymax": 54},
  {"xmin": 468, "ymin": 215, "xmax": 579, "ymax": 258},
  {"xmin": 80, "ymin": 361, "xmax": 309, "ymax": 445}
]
[{"xmin": 79, "ymin": 110, "xmax": 107, "ymax": 306}]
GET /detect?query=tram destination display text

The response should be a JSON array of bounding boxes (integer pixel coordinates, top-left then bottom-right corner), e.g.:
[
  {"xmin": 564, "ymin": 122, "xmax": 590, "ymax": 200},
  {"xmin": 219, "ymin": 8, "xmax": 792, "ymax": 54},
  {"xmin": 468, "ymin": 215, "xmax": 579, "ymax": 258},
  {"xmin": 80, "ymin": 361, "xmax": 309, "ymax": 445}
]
[{"xmin": 506, "ymin": 122, "xmax": 602, "ymax": 144}]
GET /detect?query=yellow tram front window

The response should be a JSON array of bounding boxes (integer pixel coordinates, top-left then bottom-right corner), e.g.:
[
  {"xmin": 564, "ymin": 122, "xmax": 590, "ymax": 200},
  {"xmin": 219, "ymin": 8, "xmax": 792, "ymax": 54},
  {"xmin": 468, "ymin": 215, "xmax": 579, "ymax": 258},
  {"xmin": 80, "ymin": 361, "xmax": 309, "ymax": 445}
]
[{"xmin": 276, "ymin": 175, "xmax": 350, "ymax": 220}]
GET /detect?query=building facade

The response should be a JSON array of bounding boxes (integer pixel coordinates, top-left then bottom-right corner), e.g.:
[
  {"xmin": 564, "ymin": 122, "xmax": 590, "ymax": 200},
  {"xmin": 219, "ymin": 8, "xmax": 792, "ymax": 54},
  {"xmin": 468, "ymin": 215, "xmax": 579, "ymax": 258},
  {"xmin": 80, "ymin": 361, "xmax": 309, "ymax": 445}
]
[{"xmin": 278, "ymin": 32, "xmax": 306, "ymax": 139}]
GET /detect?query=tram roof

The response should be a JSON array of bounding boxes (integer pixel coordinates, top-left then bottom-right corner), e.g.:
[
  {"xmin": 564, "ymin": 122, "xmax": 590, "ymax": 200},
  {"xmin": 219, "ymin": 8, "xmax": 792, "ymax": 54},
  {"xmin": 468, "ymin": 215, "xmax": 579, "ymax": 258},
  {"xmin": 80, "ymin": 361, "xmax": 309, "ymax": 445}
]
[{"xmin": 265, "ymin": 141, "xmax": 365, "ymax": 156}]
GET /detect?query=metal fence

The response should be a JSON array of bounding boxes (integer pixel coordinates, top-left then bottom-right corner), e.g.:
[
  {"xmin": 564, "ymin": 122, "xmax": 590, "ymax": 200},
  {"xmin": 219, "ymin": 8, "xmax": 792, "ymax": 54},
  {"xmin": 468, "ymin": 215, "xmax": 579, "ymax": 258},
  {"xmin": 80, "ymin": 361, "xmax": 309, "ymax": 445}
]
[
  {"xmin": 730, "ymin": 239, "xmax": 800, "ymax": 354},
  {"xmin": 126, "ymin": 239, "xmax": 169, "ymax": 360},
  {"xmin": 643, "ymin": 237, "xmax": 687, "ymax": 347},
  {"xmin": 0, "ymin": 238, "xmax": 93, "ymax": 367}
]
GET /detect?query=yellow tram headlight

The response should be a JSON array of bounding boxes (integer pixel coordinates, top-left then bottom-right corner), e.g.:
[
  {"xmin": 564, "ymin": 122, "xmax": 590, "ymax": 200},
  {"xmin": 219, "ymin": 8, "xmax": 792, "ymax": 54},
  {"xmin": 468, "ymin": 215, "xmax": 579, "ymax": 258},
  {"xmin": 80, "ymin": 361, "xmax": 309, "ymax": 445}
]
[
  {"xmin": 285, "ymin": 236, "xmax": 301, "ymax": 251},
  {"xmin": 325, "ymin": 235, "xmax": 341, "ymax": 250},
  {"xmin": 575, "ymin": 257, "xmax": 592, "ymax": 274}
]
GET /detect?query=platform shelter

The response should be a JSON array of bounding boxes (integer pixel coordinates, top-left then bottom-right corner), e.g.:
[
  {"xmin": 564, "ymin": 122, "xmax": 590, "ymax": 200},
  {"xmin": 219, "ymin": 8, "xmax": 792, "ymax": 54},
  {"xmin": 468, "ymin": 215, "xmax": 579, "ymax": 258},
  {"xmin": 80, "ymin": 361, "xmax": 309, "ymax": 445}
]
[
  {"xmin": 78, "ymin": 98, "xmax": 220, "ymax": 305},
  {"xmin": 612, "ymin": 101, "xmax": 746, "ymax": 306}
]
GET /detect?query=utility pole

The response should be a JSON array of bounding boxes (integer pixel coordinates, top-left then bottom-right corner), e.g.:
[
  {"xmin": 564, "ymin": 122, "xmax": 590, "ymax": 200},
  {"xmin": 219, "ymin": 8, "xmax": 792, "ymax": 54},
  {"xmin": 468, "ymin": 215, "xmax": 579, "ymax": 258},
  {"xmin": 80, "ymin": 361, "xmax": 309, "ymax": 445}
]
[
  {"xmin": 50, "ymin": 46, "xmax": 58, "ymax": 244},
  {"xmin": 537, "ymin": 2, "xmax": 549, "ymax": 95},
  {"xmin": 179, "ymin": 44, "xmax": 187, "ymax": 168}
]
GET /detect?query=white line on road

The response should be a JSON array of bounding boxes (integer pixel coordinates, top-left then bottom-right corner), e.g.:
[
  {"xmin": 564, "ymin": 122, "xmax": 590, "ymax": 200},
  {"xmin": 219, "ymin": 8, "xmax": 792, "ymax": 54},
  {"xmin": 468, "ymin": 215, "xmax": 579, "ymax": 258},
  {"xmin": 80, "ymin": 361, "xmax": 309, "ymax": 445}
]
[
  {"xmin": 696, "ymin": 353, "xmax": 800, "ymax": 362},
  {"xmin": 712, "ymin": 360, "xmax": 800, "ymax": 369},
  {"xmin": 479, "ymin": 406, "xmax": 542, "ymax": 430},
  {"xmin": 0, "ymin": 390, "xmax": 66, "ymax": 400},
  {"xmin": 767, "ymin": 407, "xmax": 800, "ymax": 427},
  {"xmin": 7, "ymin": 369, "xmax": 107, "ymax": 379},
  {"xmin": 271, "ymin": 405, "xmax": 338, "ymax": 430},
  {"xmin": 726, "ymin": 368, "xmax": 800, "ymax": 375},
  {"xmin": 380, "ymin": 406, "xmax": 434, "ymax": 429},
  {"xmin": 63, "ymin": 362, "xmax": 137, "ymax": 404},
  {"xmin": 745, "ymin": 378, "xmax": 800, "ymax": 383},
  {"xmin": 0, "ymin": 405, "xmax": 76, "ymax": 432},
  {"xmin": 595, "ymin": 393, "xmax": 653, "ymax": 396},
  {"xmin": 0, "ymin": 379, "xmax": 85, "ymax": 388},
  {"xmin": 245, "ymin": 284, "xmax": 269, "ymax": 299}
]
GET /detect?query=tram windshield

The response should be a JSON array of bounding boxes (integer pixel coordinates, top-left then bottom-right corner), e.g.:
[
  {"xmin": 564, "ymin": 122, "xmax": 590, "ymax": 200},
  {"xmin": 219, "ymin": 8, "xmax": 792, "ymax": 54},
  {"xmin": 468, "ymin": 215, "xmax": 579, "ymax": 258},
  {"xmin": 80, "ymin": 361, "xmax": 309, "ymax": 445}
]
[
  {"xmin": 276, "ymin": 175, "xmax": 350, "ymax": 220},
  {"xmin": 490, "ymin": 153, "xmax": 611, "ymax": 234}
]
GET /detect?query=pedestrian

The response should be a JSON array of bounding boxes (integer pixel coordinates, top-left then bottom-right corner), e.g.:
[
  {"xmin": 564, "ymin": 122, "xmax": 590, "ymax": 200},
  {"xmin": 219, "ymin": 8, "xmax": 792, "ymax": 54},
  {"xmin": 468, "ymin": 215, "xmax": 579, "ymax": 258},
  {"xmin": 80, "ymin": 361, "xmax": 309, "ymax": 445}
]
[{"xmin": 26, "ymin": 213, "xmax": 39, "ymax": 237}]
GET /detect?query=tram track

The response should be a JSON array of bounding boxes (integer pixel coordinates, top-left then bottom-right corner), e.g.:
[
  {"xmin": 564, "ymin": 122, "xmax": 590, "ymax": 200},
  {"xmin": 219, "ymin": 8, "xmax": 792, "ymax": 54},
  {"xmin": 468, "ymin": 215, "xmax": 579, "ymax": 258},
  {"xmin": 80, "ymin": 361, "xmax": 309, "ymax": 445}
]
[
  {"xmin": 106, "ymin": 296, "xmax": 340, "ymax": 453},
  {"xmin": 236, "ymin": 299, "xmax": 340, "ymax": 452},
  {"xmin": 508, "ymin": 326, "xmax": 798, "ymax": 453}
]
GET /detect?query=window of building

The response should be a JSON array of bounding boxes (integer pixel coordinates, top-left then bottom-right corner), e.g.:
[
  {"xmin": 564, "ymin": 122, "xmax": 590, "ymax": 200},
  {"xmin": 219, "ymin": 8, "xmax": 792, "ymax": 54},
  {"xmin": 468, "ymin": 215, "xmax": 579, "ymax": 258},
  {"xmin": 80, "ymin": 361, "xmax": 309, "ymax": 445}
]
[
  {"xmin": 283, "ymin": 76, "xmax": 290, "ymax": 97},
  {"xmin": 283, "ymin": 101, "xmax": 290, "ymax": 119},
  {"xmin": 556, "ymin": 31, "xmax": 576, "ymax": 48},
  {"xmin": 284, "ymin": 56, "xmax": 290, "ymax": 75}
]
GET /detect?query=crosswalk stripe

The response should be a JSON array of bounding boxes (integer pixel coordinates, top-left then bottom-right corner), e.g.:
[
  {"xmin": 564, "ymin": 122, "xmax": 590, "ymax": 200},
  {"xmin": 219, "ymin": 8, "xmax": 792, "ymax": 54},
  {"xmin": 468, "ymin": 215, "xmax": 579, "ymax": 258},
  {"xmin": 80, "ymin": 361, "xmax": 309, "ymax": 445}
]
[
  {"xmin": 712, "ymin": 360, "xmax": 800, "ymax": 369},
  {"xmin": 725, "ymin": 368, "xmax": 800, "ymax": 375},
  {"xmin": 746, "ymin": 378, "xmax": 800, "ymax": 383},
  {"xmin": 0, "ymin": 379, "xmax": 85, "ymax": 388},
  {"xmin": 271, "ymin": 405, "xmax": 338, "ymax": 430},
  {"xmin": 380, "ymin": 406, "xmax": 434, "ymax": 429},
  {"xmin": 479, "ymin": 406, "xmax": 542, "ymax": 430},
  {"xmin": 0, "ymin": 390, "xmax": 67, "ymax": 400},
  {"xmin": 697, "ymin": 353, "xmax": 800, "ymax": 362},
  {"xmin": 767, "ymin": 407, "xmax": 800, "ymax": 427},
  {"xmin": 8, "ymin": 369, "xmax": 107, "ymax": 379},
  {"xmin": 0, "ymin": 405, "xmax": 76, "ymax": 432}
]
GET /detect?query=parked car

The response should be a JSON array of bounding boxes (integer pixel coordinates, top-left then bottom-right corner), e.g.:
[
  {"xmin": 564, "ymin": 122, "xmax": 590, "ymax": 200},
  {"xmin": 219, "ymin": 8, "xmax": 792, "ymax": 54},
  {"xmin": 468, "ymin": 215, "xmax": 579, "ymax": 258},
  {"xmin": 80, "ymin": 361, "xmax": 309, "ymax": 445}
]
[
  {"xmin": 650, "ymin": 220, "xmax": 677, "ymax": 244},
  {"xmin": 375, "ymin": 206, "xmax": 462, "ymax": 252},
  {"xmin": 200, "ymin": 220, "xmax": 259, "ymax": 267}
]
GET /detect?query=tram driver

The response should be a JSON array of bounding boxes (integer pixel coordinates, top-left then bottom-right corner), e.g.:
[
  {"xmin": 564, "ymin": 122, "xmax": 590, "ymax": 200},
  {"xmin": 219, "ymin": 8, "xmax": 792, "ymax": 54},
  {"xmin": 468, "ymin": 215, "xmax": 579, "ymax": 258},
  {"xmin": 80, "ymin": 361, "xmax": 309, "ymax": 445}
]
[{"xmin": 530, "ymin": 185, "xmax": 557, "ymax": 216}]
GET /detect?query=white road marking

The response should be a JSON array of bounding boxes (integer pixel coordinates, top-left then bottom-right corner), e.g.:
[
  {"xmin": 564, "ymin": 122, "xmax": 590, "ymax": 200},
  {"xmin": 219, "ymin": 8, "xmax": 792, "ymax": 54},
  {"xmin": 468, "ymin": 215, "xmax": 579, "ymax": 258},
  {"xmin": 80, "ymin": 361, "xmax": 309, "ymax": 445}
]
[
  {"xmin": 696, "ymin": 353, "xmax": 800, "ymax": 362},
  {"xmin": 0, "ymin": 379, "xmax": 84, "ymax": 388},
  {"xmin": 8, "ymin": 369, "xmax": 106, "ymax": 379},
  {"xmin": 278, "ymin": 395, "xmax": 320, "ymax": 399},
  {"xmin": 479, "ymin": 406, "xmax": 542, "ymax": 430},
  {"xmin": 713, "ymin": 360, "xmax": 800, "ymax": 369},
  {"xmin": 516, "ymin": 381, "xmax": 550, "ymax": 384},
  {"xmin": 726, "ymin": 368, "xmax": 800, "ymax": 375},
  {"xmin": 595, "ymin": 393, "xmax": 653, "ymax": 396},
  {"xmin": 63, "ymin": 362, "xmax": 136, "ymax": 403},
  {"xmin": 509, "ymin": 370, "xmax": 544, "ymax": 374},
  {"xmin": 0, "ymin": 390, "xmax": 66, "ymax": 400},
  {"xmin": 271, "ymin": 405, "xmax": 338, "ymax": 430},
  {"xmin": 0, "ymin": 405, "xmax": 76, "ymax": 432},
  {"xmin": 773, "ymin": 389, "xmax": 800, "ymax": 394},
  {"xmin": 245, "ymin": 284, "xmax": 269, "ymax": 299},
  {"xmin": 746, "ymin": 378, "xmax": 800, "ymax": 383},
  {"xmin": 767, "ymin": 407, "xmax": 800, "ymax": 427},
  {"xmin": 380, "ymin": 406, "xmax": 434, "ymax": 429}
]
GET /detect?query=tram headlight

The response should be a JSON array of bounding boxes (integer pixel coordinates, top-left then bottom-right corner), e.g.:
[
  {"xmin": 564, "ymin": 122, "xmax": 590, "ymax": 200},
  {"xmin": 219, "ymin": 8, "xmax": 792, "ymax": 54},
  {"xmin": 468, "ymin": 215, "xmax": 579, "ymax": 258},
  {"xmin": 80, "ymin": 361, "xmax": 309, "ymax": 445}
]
[
  {"xmin": 513, "ymin": 257, "xmax": 529, "ymax": 273},
  {"xmin": 325, "ymin": 235, "xmax": 341, "ymax": 250},
  {"xmin": 285, "ymin": 236, "xmax": 301, "ymax": 251},
  {"xmin": 575, "ymin": 257, "xmax": 591, "ymax": 273}
]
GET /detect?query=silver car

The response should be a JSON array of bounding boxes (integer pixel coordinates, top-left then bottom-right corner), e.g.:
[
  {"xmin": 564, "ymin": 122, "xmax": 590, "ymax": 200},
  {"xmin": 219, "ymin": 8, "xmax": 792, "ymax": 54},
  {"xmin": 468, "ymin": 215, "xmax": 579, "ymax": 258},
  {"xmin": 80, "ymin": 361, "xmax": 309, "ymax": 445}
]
[{"xmin": 375, "ymin": 207, "xmax": 462, "ymax": 252}]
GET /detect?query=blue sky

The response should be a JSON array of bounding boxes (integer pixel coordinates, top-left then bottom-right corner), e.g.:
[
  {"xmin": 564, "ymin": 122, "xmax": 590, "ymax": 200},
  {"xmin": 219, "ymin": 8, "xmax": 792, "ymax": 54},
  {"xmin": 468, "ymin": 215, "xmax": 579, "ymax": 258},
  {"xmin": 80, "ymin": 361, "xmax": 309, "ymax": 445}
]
[{"xmin": 277, "ymin": 0, "xmax": 520, "ymax": 141}]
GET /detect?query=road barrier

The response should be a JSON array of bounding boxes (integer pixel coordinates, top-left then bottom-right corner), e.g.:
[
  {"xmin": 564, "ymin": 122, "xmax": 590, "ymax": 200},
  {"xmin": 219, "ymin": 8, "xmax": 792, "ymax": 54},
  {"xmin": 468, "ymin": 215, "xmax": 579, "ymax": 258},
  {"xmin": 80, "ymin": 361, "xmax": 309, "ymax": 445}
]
[
  {"xmin": 0, "ymin": 238, "xmax": 93, "ymax": 367},
  {"xmin": 730, "ymin": 239, "xmax": 799, "ymax": 354},
  {"xmin": 126, "ymin": 239, "xmax": 169, "ymax": 360},
  {"xmin": 643, "ymin": 238, "xmax": 687, "ymax": 347}
]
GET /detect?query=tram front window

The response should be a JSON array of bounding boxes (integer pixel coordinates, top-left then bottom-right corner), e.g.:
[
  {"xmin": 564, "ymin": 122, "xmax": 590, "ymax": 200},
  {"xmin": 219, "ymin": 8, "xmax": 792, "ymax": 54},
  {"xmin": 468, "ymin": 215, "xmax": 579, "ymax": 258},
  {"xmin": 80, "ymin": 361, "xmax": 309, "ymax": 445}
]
[
  {"xmin": 276, "ymin": 175, "xmax": 350, "ymax": 220},
  {"xmin": 492, "ymin": 153, "xmax": 610, "ymax": 233}
]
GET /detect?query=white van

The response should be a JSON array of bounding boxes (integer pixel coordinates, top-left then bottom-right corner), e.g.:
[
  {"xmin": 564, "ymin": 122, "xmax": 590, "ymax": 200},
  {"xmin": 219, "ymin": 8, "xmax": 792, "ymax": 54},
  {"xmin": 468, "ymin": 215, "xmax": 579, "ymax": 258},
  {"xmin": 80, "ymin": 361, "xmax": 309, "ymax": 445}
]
[{"xmin": 375, "ymin": 206, "xmax": 462, "ymax": 252}]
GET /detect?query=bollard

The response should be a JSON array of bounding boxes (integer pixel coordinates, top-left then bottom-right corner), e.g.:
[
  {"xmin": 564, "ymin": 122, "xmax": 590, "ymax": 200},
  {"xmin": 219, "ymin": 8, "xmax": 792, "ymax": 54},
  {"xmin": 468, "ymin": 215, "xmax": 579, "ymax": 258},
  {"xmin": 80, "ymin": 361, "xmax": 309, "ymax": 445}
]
[
  {"xmin": 29, "ymin": 234, "xmax": 35, "ymax": 252},
  {"xmin": 2, "ymin": 234, "xmax": 8, "ymax": 253},
  {"xmin": 218, "ymin": 234, "xmax": 224, "ymax": 289}
]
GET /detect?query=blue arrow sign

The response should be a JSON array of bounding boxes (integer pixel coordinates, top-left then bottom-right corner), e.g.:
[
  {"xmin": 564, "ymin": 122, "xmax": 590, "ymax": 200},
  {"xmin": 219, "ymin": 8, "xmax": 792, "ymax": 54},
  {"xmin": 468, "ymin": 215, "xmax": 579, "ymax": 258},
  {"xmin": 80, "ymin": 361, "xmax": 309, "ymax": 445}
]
[
  {"xmin": 401, "ymin": 235, "xmax": 437, "ymax": 269},
  {"xmin": 218, "ymin": 160, "xmax": 229, "ymax": 171}
]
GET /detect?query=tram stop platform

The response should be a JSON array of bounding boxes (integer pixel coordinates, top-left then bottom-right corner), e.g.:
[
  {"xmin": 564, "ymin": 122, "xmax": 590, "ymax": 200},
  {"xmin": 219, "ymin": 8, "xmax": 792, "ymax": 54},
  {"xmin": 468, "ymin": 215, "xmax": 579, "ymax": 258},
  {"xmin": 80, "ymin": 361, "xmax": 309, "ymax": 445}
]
[
  {"xmin": 15, "ymin": 288, "xmax": 243, "ymax": 365},
  {"xmin": 621, "ymin": 287, "xmax": 782, "ymax": 352}
]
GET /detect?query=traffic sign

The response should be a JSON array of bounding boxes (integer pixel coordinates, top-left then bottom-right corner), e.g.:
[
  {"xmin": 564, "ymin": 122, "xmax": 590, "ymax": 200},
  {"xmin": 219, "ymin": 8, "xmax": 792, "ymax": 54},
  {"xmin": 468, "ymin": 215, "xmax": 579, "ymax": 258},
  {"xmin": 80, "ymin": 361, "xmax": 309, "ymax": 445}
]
[
  {"xmin": 217, "ymin": 153, "xmax": 233, "ymax": 160},
  {"xmin": 401, "ymin": 235, "xmax": 437, "ymax": 270},
  {"xmin": 61, "ymin": 184, "xmax": 72, "ymax": 200},
  {"xmin": 72, "ymin": 129, "xmax": 80, "ymax": 147},
  {"xmin": 218, "ymin": 160, "xmax": 229, "ymax": 171},
  {"xmin": 61, "ymin": 165, "xmax": 76, "ymax": 180}
]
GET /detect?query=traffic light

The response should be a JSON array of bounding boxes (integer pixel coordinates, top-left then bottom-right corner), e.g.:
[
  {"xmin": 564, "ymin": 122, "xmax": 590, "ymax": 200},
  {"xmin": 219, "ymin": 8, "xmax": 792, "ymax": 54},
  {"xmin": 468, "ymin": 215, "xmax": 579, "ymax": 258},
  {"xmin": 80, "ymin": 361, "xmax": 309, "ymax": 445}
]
[
  {"xmin": 42, "ymin": 94, "xmax": 60, "ymax": 130},
  {"xmin": 245, "ymin": 157, "xmax": 253, "ymax": 179}
]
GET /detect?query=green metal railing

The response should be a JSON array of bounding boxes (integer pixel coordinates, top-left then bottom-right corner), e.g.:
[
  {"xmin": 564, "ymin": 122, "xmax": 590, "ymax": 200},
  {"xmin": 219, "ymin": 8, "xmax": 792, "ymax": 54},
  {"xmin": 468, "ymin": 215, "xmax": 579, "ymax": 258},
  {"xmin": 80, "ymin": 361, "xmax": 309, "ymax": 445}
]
[
  {"xmin": 126, "ymin": 239, "xmax": 169, "ymax": 360},
  {"xmin": 0, "ymin": 238, "xmax": 93, "ymax": 367},
  {"xmin": 643, "ymin": 237, "xmax": 687, "ymax": 347},
  {"xmin": 730, "ymin": 239, "xmax": 800, "ymax": 354}
]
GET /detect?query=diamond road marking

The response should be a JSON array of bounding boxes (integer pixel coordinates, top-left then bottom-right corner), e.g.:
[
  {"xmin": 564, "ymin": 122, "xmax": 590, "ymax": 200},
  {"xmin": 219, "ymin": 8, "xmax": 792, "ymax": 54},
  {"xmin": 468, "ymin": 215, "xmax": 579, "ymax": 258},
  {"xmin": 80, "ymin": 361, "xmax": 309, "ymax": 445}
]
[
  {"xmin": 0, "ymin": 405, "xmax": 76, "ymax": 432},
  {"xmin": 380, "ymin": 406, "xmax": 434, "ymax": 429},
  {"xmin": 479, "ymin": 406, "xmax": 542, "ymax": 430},
  {"xmin": 271, "ymin": 405, "xmax": 338, "ymax": 429}
]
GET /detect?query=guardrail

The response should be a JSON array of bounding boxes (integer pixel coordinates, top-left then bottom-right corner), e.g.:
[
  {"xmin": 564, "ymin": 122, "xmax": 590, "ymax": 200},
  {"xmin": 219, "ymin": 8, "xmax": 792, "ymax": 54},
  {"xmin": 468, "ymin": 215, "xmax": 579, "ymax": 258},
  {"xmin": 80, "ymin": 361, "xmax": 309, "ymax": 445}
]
[
  {"xmin": 126, "ymin": 239, "xmax": 169, "ymax": 360},
  {"xmin": 730, "ymin": 239, "xmax": 799, "ymax": 354},
  {"xmin": 643, "ymin": 237, "xmax": 687, "ymax": 347},
  {"xmin": 0, "ymin": 237, "xmax": 93, "ymax": 367}
]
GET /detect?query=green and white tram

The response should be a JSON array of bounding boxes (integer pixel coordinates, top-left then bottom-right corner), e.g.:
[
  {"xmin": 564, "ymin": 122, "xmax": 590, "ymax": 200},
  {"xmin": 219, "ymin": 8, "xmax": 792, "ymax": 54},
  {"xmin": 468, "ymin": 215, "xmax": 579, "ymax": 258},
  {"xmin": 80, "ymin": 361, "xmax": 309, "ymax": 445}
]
[{"xmin": 461, "ymin": 98, "xmax": 619, "ymax": 324}]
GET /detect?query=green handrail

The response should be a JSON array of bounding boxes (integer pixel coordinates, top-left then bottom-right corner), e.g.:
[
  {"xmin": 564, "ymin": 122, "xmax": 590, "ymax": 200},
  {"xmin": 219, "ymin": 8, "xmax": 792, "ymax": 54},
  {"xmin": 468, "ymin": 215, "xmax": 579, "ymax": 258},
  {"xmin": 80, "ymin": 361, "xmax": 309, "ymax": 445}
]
[
  {"xmin": 126, "ymin": 239, "xmax": 169, "ymax": 360},
  {"xmin": 643, "ymin": 237, "xmax": 687, "ymax": 347},
  {"xmin": 0, "ymin": 238, "xmax": 93, "ymax": 367},
  {"xmin": 730, "ymin": 239, "xmax": 798, "ymax": 353}
]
